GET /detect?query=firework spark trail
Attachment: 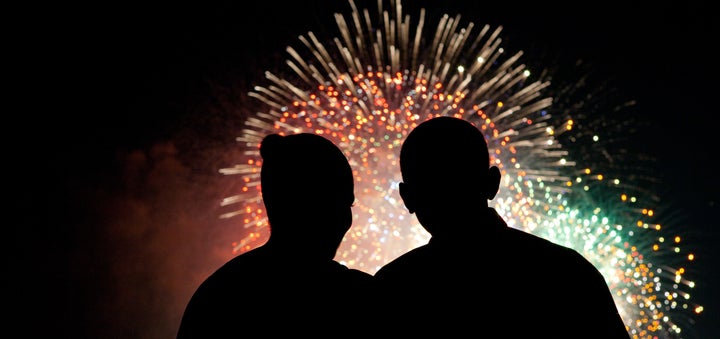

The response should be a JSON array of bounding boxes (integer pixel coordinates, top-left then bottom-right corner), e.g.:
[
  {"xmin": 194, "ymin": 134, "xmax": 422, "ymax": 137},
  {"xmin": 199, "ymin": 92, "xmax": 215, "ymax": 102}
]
[{"xmin": 218, "ymin": 0, "xmax": 702, "ymax": 337}]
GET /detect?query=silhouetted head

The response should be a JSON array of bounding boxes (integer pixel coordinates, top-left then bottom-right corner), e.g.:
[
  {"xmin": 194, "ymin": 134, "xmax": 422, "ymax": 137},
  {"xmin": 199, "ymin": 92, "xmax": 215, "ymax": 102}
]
[
  {"xmin": 260, "ymin": 133, "xmax": 355, "ymax": 257},
  {"xmin": 399, "ymin": 116, "xmax": 501, "ymax": 237}
]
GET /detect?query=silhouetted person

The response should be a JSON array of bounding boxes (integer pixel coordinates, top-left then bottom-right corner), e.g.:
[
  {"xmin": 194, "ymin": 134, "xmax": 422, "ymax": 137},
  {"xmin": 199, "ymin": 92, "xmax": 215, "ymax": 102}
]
[
  {"xmin": 374, "ymin": 116, "xmax": 630, "ymax": 338},
  {"xmin": 176, "ymin": 133, "xmax": 373, "ymax": 338}
]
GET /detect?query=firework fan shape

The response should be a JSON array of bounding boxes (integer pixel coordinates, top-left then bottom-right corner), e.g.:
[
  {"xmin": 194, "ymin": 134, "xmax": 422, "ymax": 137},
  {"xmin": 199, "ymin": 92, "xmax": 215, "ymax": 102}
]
[{"xmin": 218, "ymin": 0, "xmax": 702, "ymax": 337}]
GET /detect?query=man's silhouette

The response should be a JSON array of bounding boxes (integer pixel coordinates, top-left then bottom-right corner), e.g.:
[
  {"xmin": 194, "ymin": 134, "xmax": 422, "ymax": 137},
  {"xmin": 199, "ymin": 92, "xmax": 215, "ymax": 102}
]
[
  {"xmin": 374, "ymin": 116, "xmax": 630, "ymax": 338},
  {"xmin": 176, "ymin": 133, "xmax": 373, "ymax": 338}
]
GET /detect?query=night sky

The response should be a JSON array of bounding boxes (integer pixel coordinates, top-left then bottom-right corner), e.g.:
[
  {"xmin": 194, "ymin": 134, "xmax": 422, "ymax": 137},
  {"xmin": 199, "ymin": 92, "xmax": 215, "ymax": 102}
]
[{"xmin": 14, "ymin": 0, "xmax": 718, "ymax": 338}]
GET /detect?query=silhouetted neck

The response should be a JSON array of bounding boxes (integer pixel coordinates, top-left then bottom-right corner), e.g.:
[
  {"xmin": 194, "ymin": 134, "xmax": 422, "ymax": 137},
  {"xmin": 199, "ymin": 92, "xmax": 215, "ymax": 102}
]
[
  {"xmin": 263, "ymin": 235, "xmax": 337, "ymax": 261},
  {"xmin": 426, "ymin": 207, "xmax": 507, "ymax": 243}
]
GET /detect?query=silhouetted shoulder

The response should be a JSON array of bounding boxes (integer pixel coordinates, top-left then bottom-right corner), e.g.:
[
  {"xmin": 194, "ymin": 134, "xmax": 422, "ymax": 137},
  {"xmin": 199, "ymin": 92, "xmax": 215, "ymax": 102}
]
[{"xmin": 178, "ymin": 248, "xmax": 374, "ymax": 338}]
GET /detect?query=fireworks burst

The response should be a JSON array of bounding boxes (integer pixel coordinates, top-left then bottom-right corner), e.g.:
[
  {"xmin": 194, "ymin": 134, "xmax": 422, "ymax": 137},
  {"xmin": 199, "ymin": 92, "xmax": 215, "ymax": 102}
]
[{"xmin": 217, "ymin": 0, "xmax": 702, "ymax": 337}]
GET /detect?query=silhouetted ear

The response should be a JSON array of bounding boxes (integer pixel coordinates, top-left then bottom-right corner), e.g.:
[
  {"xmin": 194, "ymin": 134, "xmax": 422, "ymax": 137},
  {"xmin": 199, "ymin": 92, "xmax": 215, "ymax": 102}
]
[
  {"xmin": 398, "ymin": 182, "xmax": 415, "ymax": 214},
  {"xmin": 486, "ymin": 166, "xmax": 501, "ymax": 200}
]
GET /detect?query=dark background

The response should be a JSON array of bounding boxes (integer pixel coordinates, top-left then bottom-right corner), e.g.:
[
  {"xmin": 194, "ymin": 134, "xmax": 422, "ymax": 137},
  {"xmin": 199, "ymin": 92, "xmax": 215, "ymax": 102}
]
[{"xmin": 13, "ymin": 0, "xmax": 717, "ymax": 338}]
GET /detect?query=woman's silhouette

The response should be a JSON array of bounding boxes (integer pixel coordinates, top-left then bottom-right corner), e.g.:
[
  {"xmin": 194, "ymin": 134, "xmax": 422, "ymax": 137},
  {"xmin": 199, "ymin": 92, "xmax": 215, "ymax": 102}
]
[{"xmin": 177, "ymin": 133, "xmax": 373, "ymax": 338}]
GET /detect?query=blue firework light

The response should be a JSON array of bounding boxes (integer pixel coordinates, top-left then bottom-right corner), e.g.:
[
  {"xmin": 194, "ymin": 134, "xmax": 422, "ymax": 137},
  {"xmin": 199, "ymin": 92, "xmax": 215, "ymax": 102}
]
[{"xmin": 218, "ymin": 0, "xmax": 702, "ymax": 337}]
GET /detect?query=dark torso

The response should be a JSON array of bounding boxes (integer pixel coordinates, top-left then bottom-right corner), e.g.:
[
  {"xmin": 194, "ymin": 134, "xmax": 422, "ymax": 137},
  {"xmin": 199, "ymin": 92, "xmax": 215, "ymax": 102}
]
[
  {"xmin": 374, "ymin": 209, "xmax": 629, "ymax": 338},
  {"xmin": 177, "ymin": 246, "xmax": 374, "ymax": 338}
]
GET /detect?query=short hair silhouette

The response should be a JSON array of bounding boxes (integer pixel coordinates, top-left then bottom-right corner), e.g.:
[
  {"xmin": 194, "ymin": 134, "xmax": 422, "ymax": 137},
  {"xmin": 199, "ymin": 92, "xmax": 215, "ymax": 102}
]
[
  {"xmin": 400, "ymin": 115, "xmax": 490, "ymax": 186},
  {"xmin": 398, "ymin": 116, "xmax": 501, "ymax": 237},
  {"xmin": 176, "ymin": 132, "xmax": 373, "ymax": 338},
  {"xmin": 375, "ymin": 116, "xmax": 630, "ymax": 338}
]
